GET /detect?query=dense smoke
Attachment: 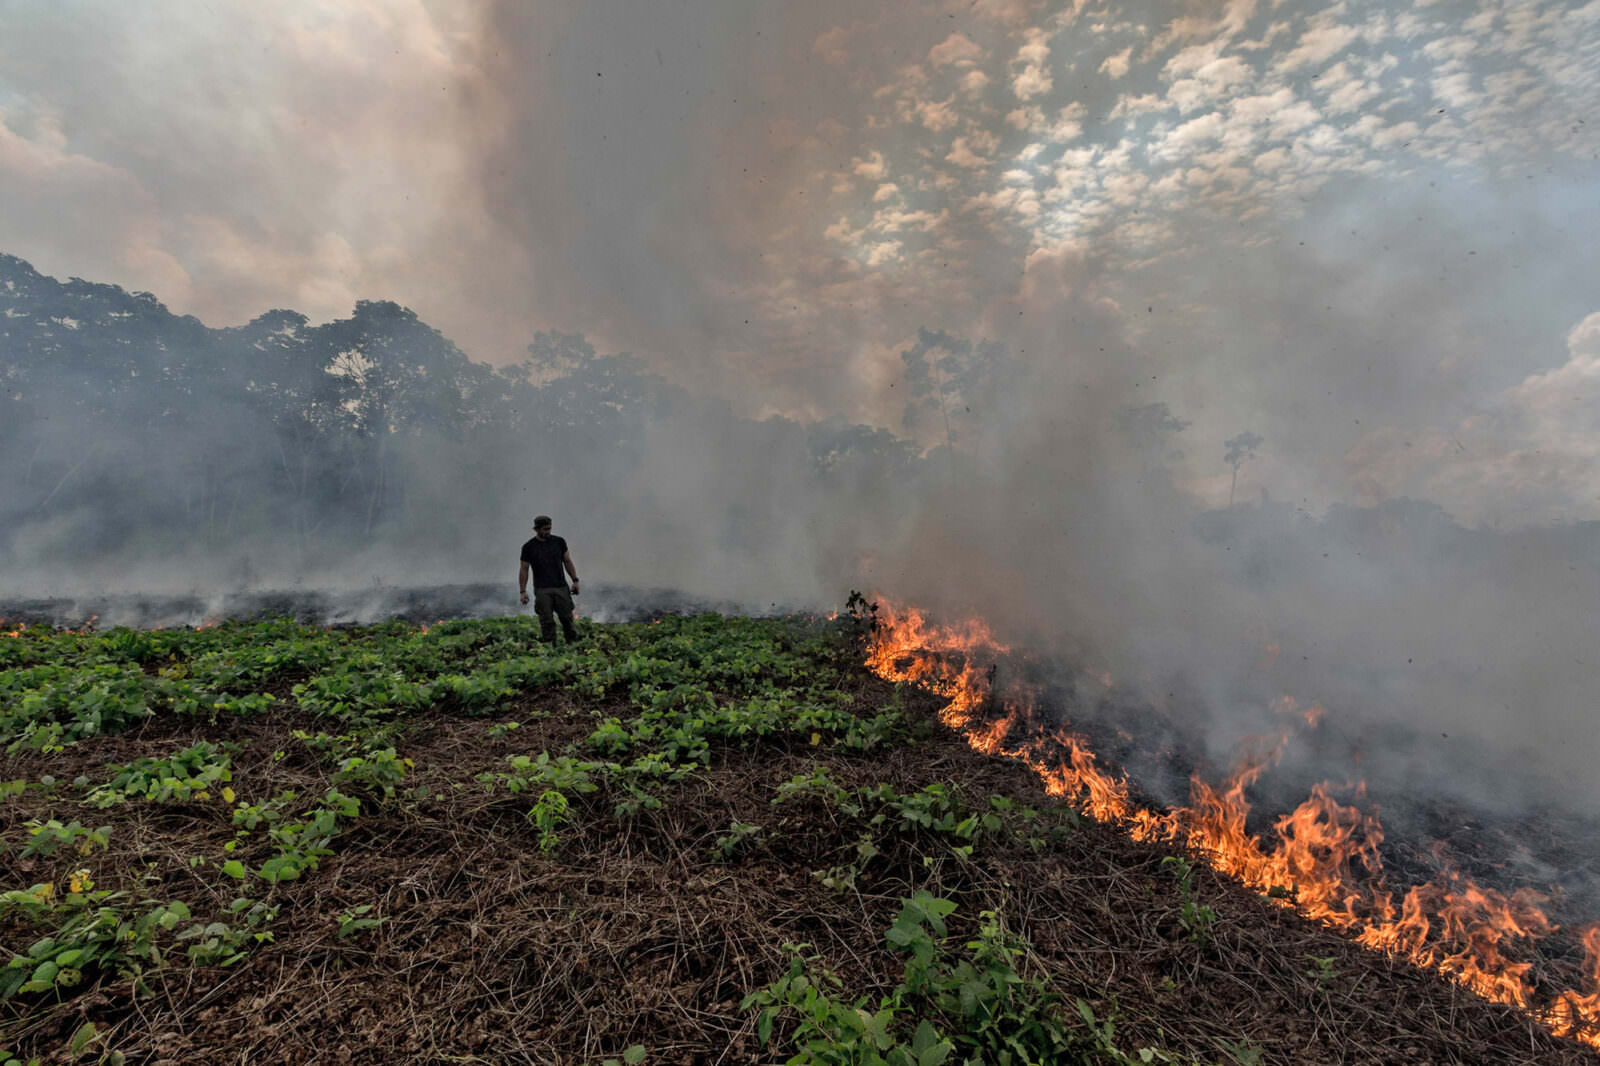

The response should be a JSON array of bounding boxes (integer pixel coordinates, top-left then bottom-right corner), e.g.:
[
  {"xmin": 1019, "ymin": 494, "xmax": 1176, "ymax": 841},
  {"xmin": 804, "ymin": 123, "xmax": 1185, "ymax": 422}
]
[{"xmin": 3, "ymin": 0, "xmax": 1600, "ymax": 816}]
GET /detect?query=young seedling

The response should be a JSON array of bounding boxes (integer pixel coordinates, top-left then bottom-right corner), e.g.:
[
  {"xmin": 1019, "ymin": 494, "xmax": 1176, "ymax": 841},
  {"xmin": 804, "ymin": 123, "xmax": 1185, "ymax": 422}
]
[
  {"xmin": 713, "ymin": 821, "xmax": 763, "ymax": 858},
  {"xmin": 1160, "ymin": 855, "xmax": 1218, "ymax": 948},
  {"xmin": 1305, "ymin": 954, "xmax": 1336, "ymax": 988}
]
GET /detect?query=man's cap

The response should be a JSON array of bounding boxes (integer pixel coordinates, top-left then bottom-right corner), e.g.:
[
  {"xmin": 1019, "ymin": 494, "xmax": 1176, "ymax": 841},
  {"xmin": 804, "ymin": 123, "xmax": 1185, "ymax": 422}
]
[{"xmin": 532, "ymin": 515, "xmax": 553, "ymax": 529}]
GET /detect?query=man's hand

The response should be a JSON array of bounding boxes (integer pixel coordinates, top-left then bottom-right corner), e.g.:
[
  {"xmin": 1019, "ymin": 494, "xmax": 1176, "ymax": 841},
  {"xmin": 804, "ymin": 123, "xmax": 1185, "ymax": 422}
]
[
  {"xmin": 570, "ymin": 579, "xmax": 580, "ymax": 596},
  {"xmin": 519, "ymin": 591, "xmax": 529, "ymax": 605}
]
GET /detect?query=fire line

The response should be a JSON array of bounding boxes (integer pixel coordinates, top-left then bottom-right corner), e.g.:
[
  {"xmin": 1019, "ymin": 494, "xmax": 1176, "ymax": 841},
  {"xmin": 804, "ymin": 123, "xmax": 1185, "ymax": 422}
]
[{"xmin": 863, "ymin": 599, "xmax": 1600, "ymax": 1050}]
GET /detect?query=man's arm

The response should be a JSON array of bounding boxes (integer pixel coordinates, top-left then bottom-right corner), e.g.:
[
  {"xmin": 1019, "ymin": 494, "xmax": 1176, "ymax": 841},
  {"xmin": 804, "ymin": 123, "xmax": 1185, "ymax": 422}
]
[
  {"xmin": 519, "ymin": 560, "xmax": 530, "ymax": 604},
  {"xmin": 563, "ymin": 551, "xmax": 579, "ymax": 594}
]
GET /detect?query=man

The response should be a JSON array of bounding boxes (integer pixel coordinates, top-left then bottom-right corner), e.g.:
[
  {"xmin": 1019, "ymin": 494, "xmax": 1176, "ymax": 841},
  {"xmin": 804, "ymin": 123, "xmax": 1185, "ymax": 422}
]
[{"xmin": 518, "ymin": 515, "xmax": 581, "ymax": 644}]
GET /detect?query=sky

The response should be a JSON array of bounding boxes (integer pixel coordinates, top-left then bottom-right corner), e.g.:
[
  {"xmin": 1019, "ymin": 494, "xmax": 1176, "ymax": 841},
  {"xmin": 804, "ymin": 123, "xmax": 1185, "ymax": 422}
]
[{"xmin": 2, "ymin": 0, "xmax": 1599, "ymax": 525}]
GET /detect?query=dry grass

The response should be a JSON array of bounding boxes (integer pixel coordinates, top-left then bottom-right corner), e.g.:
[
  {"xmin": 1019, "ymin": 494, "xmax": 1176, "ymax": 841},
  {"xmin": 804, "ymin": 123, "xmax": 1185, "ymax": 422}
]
[{"xmin": 3, "ymin": 669, "xmax": 1596, "ymax": 1065}]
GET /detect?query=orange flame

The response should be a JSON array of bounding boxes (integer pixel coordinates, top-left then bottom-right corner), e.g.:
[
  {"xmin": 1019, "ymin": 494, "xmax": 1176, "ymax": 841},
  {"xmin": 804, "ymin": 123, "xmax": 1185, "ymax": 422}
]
[
  {"xmin": 863, "ymin": 599, "xmax": 1600, "ymax": 1048},
  {"xmin": 1551, "ymin": 927, "xmax": 1600, "ymax": 1041}
]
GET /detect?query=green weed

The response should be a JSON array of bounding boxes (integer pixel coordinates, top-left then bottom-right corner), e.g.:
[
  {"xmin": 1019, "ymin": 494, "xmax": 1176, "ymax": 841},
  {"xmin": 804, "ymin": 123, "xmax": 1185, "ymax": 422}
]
[
  {"xmin": 83, "ymin": 742, "xmax": 233, "ymax": 808},
  {"xmin": 1160, "ymin": 857, "xmax": 1218, "ymax": 948}
]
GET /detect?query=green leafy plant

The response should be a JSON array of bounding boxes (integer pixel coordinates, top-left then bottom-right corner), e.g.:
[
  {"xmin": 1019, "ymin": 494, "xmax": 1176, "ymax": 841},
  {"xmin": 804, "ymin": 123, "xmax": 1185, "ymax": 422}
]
[
  {"xmin": 336, "ymin": 904, "xmax": 386, "ymax": 940},
  {"xmin": 0, "ymin": 886, "xmax": 193, "ymax": 1000},
  {"xmin": 82, "ymin": 742, "xmax": 232, "ymax": 808},
  {"xmin": 176, "ymin": 898, "xmax": 278, "ymax": 965},
  {"xmin": 1160, "ymin": 856, "xmax": 1218, "ymax": 948},
  {"xmin": 20, "ymin": 820, "xmax": 110, "ymax": 859},
  {"xmin": 1304, "ymin": 954, "xmax": 1336, "ymax": 988},
  {"xmin": 744, "ymin": 895, "xmax": 1170, "ymax": 1065},
  {"xmin": 231, "ymin": 791, "xmax": 297, "ymax": 833},
  {"xmin": 257, "ymin": 790, "xmax": 361, "ymax": 883},
  {"xmin": 529, "ymin": 789, "xmax": 571, "ymax": 852},
  {"xmin": 332, "ymin": 747, "xmax": 411, "ymax": 800},
  {"xmin": 1216, "ymin": 1037, "xmax": 1265, "ymax": 1065},
  {"xmin": 773, "ymin": 766, "xmax": 854, "ymax": 809},
  {"xmin": 714, "ymin": 821, "xmax": 764, "ymax": 858}
]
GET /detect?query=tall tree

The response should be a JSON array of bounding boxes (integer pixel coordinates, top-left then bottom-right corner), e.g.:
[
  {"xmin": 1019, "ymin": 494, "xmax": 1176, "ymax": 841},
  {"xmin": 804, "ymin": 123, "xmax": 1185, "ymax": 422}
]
[
  {"xmin": 898, "ymin": 328, "xmax": 1008, "ymax": 451},
  {"xmin": 1224, "ymin": 431, "xmax": 1264, "ymax": 507}
]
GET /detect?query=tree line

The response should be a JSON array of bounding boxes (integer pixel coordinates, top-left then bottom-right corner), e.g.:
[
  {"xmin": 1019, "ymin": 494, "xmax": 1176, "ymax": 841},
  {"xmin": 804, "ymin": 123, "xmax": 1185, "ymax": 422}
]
[{"xmin": 0, "ymin": 254, "xmax": 926, "ymax": 574}]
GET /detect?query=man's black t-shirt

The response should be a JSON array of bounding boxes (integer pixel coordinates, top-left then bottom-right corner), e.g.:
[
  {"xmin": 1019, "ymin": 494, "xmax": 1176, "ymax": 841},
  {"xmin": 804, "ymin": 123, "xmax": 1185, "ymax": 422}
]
[{"xmin": 520, "ymin": 535, "xmax": 569, "ymax": 590}]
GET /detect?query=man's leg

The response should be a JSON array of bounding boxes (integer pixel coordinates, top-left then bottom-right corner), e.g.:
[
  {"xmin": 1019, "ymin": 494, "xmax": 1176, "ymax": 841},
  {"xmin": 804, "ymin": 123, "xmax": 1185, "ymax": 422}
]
[
  {"xmin": 554, "ymin": 589, "xmax": 579, "ymax": 643},
  {"xmin": 533, "ymin": 589, "xmax": 558, "ymax": 644}
]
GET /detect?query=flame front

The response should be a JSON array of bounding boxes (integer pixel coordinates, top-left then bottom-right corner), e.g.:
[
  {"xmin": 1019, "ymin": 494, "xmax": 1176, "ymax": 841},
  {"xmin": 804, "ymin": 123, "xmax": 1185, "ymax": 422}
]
[{"xmin": 863, "ymin": 600, "xmax": 1600, "ymax": 1048}]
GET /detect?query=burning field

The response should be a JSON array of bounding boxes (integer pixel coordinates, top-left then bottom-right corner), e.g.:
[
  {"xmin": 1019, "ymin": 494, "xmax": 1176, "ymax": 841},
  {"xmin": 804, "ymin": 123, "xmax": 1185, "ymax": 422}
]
[
  {"xmin": 3, "ymin": 596, "xmax": 1599, "ymax": 1064},
  {"xmin": 6, "ymin": 0, "xmax": 1600, "ymax": 1060},
  {"xmin": 862, "ymin": 598, "xmax": 1600, "ymax": 1055}
]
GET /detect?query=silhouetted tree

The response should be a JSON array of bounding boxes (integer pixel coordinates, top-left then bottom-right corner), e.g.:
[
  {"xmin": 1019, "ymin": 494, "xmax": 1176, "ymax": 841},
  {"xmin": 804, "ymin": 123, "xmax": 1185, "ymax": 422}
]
[
  {"xmin": 1225, "ymin": 431, "xmax": 1264, "ymax": 507},
  {"xmin": 1120, "ymin": 402, "xmax": 1192, "ymax": 460},
  {"xmin": 0, "ymin": 252, "xmax": 947, "ymax": 571},
  {"xmin": 898, "ymin": 328, "xmax": 1008, "ymax": 450}
]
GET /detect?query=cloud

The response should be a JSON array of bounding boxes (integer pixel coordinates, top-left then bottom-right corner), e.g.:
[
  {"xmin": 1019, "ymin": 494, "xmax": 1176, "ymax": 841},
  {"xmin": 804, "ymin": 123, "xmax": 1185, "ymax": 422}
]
[
  {"xmin": 961, "ymin": 0, "xmax": 1042, "ymax": 26},
  {"xmin": 1317, "ymin": 61, "xmax": 1383, "ymax": 113},
  {"xmin": 1166, "ymin": 53, "xmax": 1253, "ymax": 113},
  {"xmin": 853, "ymin": 151, "xmax": 889, "ymax": 181},
  {"xmin": 909, "ymin": 96, "xmax": 962, "ymax": 132},
  {"xmin": 1272, "ymin": 9, "xmax": 1362, "ymax": 73},
  {"xmin": 946, "ymin": 134, "xmax": 996, "ymax": 169},
  {"xmin": 7, "ymin": 0, "xmax": 1600, "ymax": 461},
  {"xmin": 823, "ymin": 216, "xmax": 862, "ymax": 243},
  {"xmin": 864, "ymin": 239, "xmax": 903, "ymax": 266},
  {"xmin": 813, "ymin": 25, "xmax": 851, "ymax": 66},
  {"xmin": 870, "ymin": 206, "xmax": 943, "ymax": 233},
  {"xmin": 1010, "ymin": 28, "xmax": 1054, "ymax": 100},
  {"xmin": 1107, "ymin": 92, "xmax": 1166, "ymax": 121},
  {"xmin": 929, "ymin": 32, "xmax": 985, "ymax": 68},
  {"xmin": 1099, "ymin": 46, "xmax": 1133, "ymax": 79},
  {"xmin": 1431, "ymin": 71, "xmax": 1480, "ymax": 109}
]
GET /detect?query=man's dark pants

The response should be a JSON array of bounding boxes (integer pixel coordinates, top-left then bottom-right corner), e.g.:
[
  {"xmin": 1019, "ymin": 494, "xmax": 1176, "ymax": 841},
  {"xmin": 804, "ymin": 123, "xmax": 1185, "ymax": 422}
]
[{"xmin": 534, "ymin": 586, "xmax": 578, "ymax": 644}]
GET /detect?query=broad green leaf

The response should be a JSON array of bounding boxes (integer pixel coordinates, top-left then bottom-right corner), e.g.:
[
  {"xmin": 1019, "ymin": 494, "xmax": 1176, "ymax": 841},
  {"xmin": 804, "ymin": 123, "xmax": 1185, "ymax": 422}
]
[{"xmin": 68, "ymin": 1021, "xmax": 97, "ymax": 1057}]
